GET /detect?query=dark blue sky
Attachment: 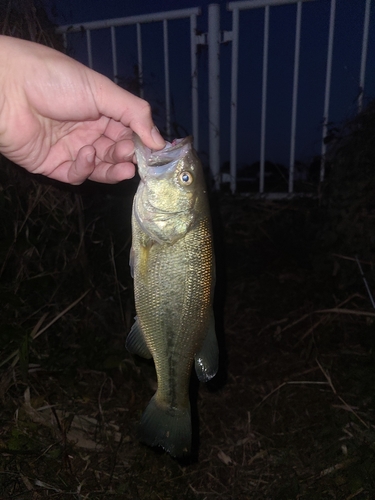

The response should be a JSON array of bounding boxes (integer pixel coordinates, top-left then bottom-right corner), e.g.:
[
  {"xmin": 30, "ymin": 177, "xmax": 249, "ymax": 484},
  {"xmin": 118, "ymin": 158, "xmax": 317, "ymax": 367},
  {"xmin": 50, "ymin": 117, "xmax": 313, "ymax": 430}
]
[{"xmin": 51, "ymin": 0, "xmax": 375, "ymax": 178}]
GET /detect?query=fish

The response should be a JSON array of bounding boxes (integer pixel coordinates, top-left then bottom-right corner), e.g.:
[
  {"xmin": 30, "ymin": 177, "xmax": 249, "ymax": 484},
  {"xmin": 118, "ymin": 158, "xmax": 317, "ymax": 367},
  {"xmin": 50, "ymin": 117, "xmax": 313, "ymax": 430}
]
[{"xmin": 126, "ymin": 134, "xmax": 219, "ymax": 457}]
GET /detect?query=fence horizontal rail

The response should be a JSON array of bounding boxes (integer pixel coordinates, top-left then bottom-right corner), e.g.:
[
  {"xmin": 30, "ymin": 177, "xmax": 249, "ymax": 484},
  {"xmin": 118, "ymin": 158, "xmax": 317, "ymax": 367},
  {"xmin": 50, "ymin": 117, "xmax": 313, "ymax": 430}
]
[
  {"xmin": 228, "ymin": 0, "xmax": 315, "ymax": 10},
  {"xmin": 57, "ymin": 1, "xmax": 375, "ymax": 196},
  {"xmin": 56, "ymin": 8, "xmax": 201, "ymax": 33}
]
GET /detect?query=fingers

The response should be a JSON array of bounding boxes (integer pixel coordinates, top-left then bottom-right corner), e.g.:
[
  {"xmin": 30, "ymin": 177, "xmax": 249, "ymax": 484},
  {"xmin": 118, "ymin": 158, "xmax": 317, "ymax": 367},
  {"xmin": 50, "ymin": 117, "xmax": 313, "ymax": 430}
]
[
  {"xmin": 70, "ymin": 146, "xmax": 136, "ymax": 184},
  {"xmin": 93, "ymin": 134, "xmax": 135, "ymax": 165},
  {"xmin": 127, "ymin": 105, "xmax": 165, "ymax": 152},
  {"xmin": 43, "ymin": 145, "xmax": 135, "ymax": 185},
  {"xmin": 92, "ymin": 72, "xmax": 165, "ymax": 151},
  {"xmin": 103, "ymin": 119, "xmax": 133, "ymax": 142},
  {"xmin": 88, "ymin": 161, "xmax": 136, "ymax": 183},
  {"xmin": 67, "ymin": 145, "xmax": 96, "ymax": 184}
]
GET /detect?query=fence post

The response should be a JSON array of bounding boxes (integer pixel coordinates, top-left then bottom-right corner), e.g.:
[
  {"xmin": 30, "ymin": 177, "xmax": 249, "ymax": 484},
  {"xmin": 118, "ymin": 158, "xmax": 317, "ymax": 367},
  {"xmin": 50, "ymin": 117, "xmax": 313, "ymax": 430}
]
[
  {"xmin": 260, "ymin": 5, "xmax": 270, "ymax": 194},
  {"xmin": 288, "ymin": 1, "xmax": 302, "ymax": 194},
  {"xmin": 320, "ymin": 0, "xmax": 336, "ymax": 183},
  {"xmin": 358, "ymin": 0, "xmax": 371, "ymax": 112},
  {"xmin": 208, "ymin": 3, "xmax": 221, "ymax": 189}
]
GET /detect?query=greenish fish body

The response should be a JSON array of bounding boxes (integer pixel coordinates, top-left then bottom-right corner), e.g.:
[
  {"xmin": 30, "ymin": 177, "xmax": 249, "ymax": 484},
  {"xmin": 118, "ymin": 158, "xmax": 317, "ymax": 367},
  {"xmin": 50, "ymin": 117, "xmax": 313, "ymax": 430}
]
[{"xmin": 126, "ymin": 135, "xmax": 218, "ymax": 457}]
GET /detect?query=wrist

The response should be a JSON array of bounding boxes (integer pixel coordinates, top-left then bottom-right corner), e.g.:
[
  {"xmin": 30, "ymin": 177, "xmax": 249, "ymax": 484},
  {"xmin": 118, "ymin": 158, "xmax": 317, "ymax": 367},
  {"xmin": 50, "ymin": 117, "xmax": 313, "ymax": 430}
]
[{"xmin": 0, "ymin": 36, "xmax": 9, "ymax": 140}]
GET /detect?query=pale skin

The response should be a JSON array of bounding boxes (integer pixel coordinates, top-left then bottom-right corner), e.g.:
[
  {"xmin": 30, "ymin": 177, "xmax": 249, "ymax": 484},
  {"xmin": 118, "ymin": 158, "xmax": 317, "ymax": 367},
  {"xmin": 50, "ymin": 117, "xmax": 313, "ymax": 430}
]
[{"xmin": 0, "ymin": 35, "xmax": 165, "ymax": 184}]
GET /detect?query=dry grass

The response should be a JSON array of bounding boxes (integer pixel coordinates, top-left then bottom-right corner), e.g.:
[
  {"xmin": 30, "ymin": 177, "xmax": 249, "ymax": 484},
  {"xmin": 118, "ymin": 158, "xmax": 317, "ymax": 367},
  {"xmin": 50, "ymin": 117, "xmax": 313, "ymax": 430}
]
[
  {"xmin": 0, "ymin": 0, "xmax": 63, "ymax": 48},
  {"xmin": 1, "ymin": 176, "xmax": 375, "ymax": 498}
]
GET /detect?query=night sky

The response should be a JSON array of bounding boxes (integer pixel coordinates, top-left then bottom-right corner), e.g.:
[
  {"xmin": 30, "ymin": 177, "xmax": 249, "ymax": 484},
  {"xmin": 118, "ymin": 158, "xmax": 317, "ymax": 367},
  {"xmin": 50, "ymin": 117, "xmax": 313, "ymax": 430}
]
[{"xmin": 50, "ymin": 0, "xmax": 375, "ymax": 179}]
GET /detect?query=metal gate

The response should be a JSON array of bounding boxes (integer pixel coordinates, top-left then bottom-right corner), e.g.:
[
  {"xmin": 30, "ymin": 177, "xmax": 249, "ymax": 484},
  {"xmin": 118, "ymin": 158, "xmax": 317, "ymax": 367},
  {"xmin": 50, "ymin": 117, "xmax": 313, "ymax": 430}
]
[{"xmin": 57, "ymin": 0, "xmax": 374, "ymax": 196}]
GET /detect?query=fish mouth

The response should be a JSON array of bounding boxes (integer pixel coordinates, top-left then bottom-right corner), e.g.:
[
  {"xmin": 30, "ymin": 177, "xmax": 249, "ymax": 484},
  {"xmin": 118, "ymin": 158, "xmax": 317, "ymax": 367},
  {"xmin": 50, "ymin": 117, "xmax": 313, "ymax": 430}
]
[
  {"xmin": 148, "ymin": 137, "xmax": 191, "ymax": 166},
  {"xmin": 133, "ymin": 134, "xmax": 197, "ymax": 244},
  {"xmin": 134, "ymin": 134, "xmax": 193, "ymax": 177}
]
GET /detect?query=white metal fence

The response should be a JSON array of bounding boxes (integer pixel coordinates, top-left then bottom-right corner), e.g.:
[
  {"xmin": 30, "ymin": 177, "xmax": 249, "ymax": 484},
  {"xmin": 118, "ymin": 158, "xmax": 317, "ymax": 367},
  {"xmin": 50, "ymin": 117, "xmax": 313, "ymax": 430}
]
[
  {"xmin": 57, "ymin": 8, "xmax": 202, "ymax": 153},
  {"xmin": 57, "ymin": 0, "xmax": 374, "ymax": 196}
]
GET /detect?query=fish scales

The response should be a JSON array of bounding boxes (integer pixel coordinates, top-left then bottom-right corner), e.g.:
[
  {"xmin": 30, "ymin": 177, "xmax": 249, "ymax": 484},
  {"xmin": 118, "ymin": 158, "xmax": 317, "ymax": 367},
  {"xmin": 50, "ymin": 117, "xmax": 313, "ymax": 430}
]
[
  {"xmin": 134, "ymin": 218, "xmax": 213, "ymax": 406},
  {"xmin": 126, "ymin": 135, "xmax": 219, "ymax": 457}
]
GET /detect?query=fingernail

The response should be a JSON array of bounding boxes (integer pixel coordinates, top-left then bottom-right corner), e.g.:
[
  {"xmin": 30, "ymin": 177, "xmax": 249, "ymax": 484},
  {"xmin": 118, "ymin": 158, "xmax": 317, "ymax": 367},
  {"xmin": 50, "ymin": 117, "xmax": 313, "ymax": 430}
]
[
  {"xmin": 151, "ymin": 126, "xmax": 165, "ymax": 148},
  {"xmin": 125, "ymin": 147, "xmax": 135, "ymax": 159}
]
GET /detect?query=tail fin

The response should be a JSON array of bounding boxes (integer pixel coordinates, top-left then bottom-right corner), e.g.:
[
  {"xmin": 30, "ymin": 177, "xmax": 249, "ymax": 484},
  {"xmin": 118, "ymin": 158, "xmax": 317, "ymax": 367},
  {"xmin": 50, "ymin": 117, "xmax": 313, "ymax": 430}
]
[{"xmin": 138, "ymin": 395, "xmax": 191, "ymax": 457}]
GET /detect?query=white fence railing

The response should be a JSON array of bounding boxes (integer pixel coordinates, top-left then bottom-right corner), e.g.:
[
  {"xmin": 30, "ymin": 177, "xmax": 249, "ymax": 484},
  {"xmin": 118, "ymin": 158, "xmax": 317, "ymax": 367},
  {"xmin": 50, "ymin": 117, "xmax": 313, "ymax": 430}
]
[
  {"xmin": 57, "ymin": 1, "xmax": 374, "ymax": 196},
  {"xmin": 57, "ymin": 8, "xmax": 202, "ymax": 150},
  {"xmin": 228, "ymin": 0, "xmax": 316, "ymax": 195}
]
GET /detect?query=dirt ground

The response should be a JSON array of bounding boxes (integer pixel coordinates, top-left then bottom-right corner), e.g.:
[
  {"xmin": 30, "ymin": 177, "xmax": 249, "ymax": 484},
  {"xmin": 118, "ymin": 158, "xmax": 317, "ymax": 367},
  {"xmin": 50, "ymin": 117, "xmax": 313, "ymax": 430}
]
[{"xmin": 1, "ymin": 177, "xmax": 375, "ymax": 499}]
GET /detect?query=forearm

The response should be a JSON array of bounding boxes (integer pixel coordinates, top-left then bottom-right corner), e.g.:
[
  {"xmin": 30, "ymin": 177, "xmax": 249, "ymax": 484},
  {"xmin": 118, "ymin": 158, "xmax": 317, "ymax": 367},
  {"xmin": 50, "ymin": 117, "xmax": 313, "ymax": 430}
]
[{"xmin": 0, "ymin": 36, "xmax": 13, "ymax": 147}]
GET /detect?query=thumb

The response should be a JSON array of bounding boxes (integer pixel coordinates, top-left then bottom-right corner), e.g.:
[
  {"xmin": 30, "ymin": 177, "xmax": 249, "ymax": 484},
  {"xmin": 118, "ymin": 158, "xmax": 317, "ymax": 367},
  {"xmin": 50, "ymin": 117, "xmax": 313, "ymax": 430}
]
[{"xmin": 92, "ymin": 71, "xmax": 165, "ymax": 150}]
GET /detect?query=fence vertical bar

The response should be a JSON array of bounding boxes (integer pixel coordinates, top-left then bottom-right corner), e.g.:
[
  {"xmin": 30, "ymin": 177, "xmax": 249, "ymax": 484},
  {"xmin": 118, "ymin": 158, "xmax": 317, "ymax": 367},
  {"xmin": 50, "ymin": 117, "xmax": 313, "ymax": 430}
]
[
  {"xmin": 86, "ymin": 30, "xmax": 93, "ymax": 69},
  {"xmin": 289, "ymin": 1, "xmax": 302, "ymax": 194},
  {"xmin": 110, "ymin": 26, "xmax": 118, "ymax": 83},
  {"xmin": 230, "ymin": 7, "xmax": 240, "ymax": 194},
  {"xmin": 320, "ymin": 0, "xmax": 336, "ymax": 182},
  {"xmin": 208, "ymin": 3, "xmax": 221, "ymax": 189},
  {"xmin": 358, "ymin": 0, "xmax": 371, "ymax": 112},
  {"xmin": 137, "ymin": 23, "xmax": 144, "ymax": 99},
  {"xmin": 163, "ymin": 19, "xmax": 171, "ymax": 140},
  {"xmin": 260, "ymin": 5, "xmax": 270, "ymax": 194},
  {"xmin": 190, "ymin": 13, "xmax": 199, "ymax": 151}
]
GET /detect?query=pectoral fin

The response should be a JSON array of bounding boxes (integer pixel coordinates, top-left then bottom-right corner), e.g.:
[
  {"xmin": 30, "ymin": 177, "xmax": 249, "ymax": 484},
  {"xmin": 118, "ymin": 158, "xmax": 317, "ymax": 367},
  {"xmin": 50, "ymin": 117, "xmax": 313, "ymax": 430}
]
[
  {"xmin": 126, "ymin": 317, "xmax": 152, "ymax": 359},
  {"xmin": 194, "ymin": 310, "xmax": 219, "ymax": 382}
]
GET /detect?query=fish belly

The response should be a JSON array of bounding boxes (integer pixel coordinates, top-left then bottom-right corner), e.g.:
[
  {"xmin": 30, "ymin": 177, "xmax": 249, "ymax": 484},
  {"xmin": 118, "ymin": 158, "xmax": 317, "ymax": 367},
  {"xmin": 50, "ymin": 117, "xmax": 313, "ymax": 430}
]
[{"xmin": 132, "ymin": 216, "xmax": 214, "ymax": 456}]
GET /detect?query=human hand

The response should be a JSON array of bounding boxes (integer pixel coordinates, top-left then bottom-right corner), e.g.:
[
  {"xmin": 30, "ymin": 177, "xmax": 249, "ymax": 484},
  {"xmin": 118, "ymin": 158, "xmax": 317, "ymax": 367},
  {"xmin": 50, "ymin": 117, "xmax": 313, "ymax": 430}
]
[{"xmin": 0, "ymin": 35, "xmax": 165, "ymax": 184}]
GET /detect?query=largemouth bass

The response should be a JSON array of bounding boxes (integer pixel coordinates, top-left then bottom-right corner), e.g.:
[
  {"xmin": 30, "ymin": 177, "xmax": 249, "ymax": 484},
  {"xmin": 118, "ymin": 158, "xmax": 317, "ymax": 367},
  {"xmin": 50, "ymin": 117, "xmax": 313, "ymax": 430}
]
[{"xmin": 126, "ymin": 134, "xmax": 218, "ymax": 457}]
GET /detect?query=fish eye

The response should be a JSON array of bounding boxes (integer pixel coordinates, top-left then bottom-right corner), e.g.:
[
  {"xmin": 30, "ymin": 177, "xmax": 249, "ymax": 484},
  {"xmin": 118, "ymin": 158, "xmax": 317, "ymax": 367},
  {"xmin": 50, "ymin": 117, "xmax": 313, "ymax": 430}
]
[{"xmin": 179, "ymin": 171, "xmax": 194, "ymax": 186}]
